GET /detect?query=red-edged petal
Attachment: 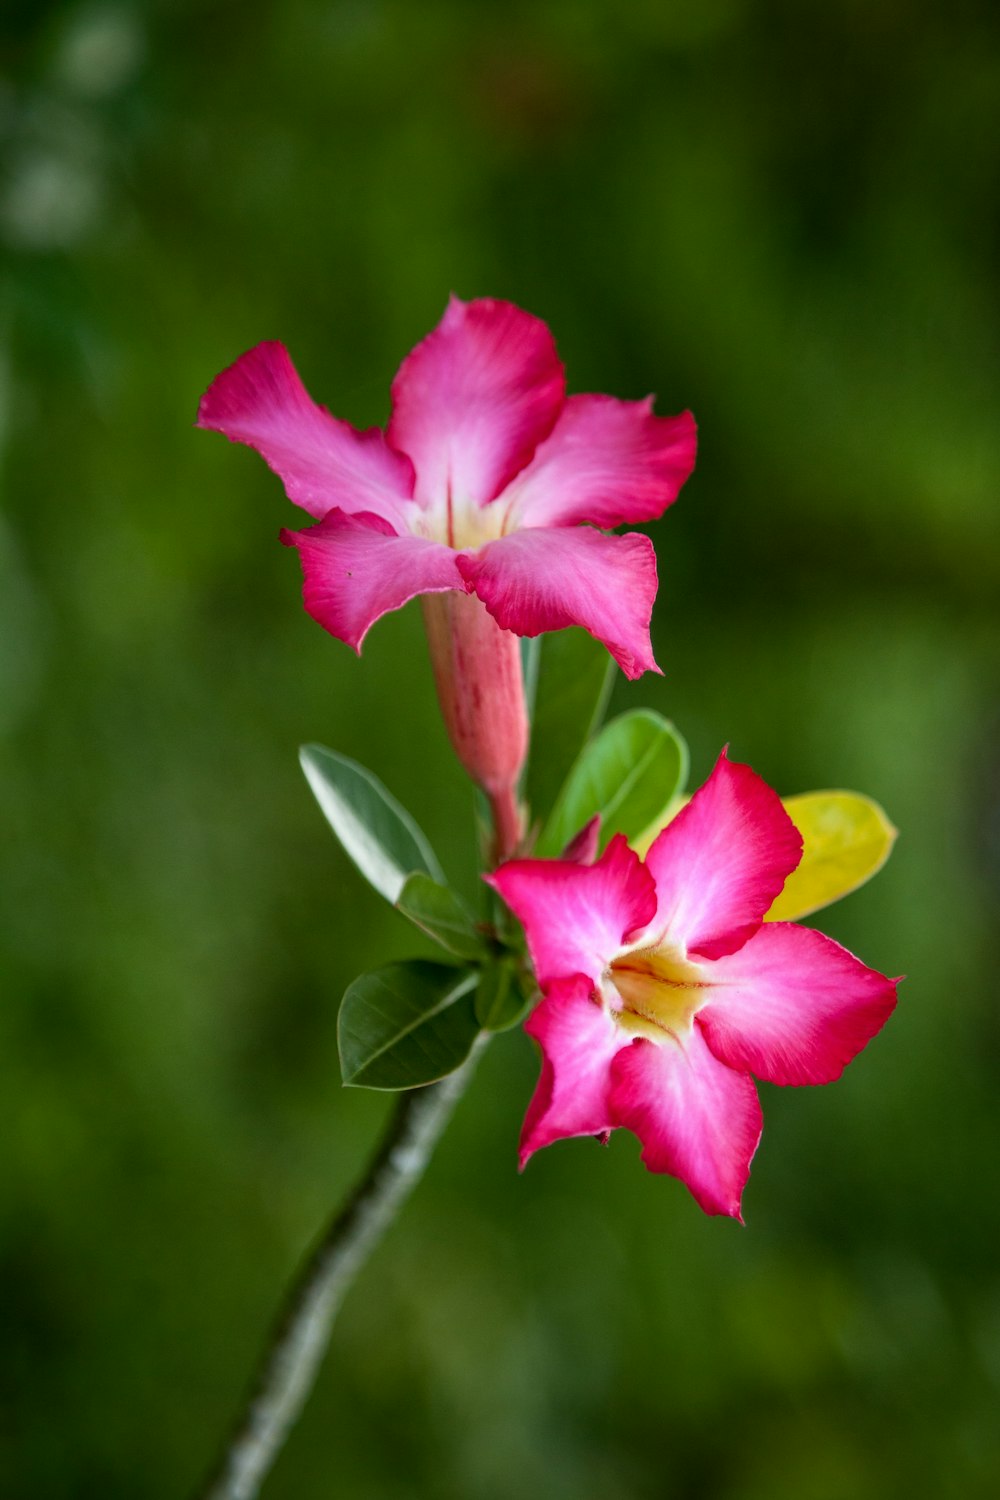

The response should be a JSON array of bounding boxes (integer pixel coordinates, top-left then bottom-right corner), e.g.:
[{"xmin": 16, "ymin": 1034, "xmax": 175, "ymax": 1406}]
[
  {"xmin": 281, "ymin": 509, "xmax": 465, "ymax": 652},
  {"xmin": 697, "ymin": 922, "xmax": 898, "ymax": 1087},
  {"xmin": 643, "ymin": 750, "xmax": 803, "ymax": 960},
  {"xmin": 198, "ymin": 342, "xmax": 415, "ymax": 526},
  {"xmin": 487, "ymin": 834, "xmax": 657, "ymax": 989},
  {"xmin": 519, "ymin": 976, "xmax": 627, "ymax": 1168},
  {"xmin": 502, "ymin": 394, "xmax": 697, "ymax": 530},
  {"xmin": 561, "ymin": 815, "xmax": 601, "ymax": 865},
  {"xmin": 387, "ymin": 296, "xmax": 565, "ymax": 508},
  {"xmin": 609, "ymin": 1028, "xmax": 762, "ymax": 1219},
  {"xmin": 459, "ymin": 526, "xmax": 660, "ymax": 679}
]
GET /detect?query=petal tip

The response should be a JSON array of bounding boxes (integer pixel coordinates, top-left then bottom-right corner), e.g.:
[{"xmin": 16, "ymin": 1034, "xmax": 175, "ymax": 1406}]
[
  {"xmin": 516, "ymin": 1148, "xmax": 532, "ymax": 1173},
  {"xmin": 196, "ymin": 340, "xmax": 289, "ymax": 431},
  {"xmin": 617, "ymin": 644, "xmax": 661, "ymax": 681}
]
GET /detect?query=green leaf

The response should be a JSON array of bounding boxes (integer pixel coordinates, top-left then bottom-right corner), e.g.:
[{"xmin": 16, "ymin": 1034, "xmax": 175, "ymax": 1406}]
[
  {"xmin": 524, "ymin": 629, "xmax": 614, "ymax": 826},
  {"xmin": 520, "ymin": 635, "xmax": 541, "ymax": 725},
  {"xmin": 474, "ymin": 958, "xmax": 534, "ymax": 1032},
  {"xmin": 633, "ymin": 793, "xmax": 688, "ymax": 855},
  {"xmin": 766, "ymin": 791, "xmax": 898, "ymax": 922},
  {"xmin": 396, "ymin": 872, "xmax": 487, "ymax": 960},
  {"xmin": 537, "ymin": 710, "xmax": 689, "ymax": 857},
  {"xmin": 300, "ymin": 744, "xmax": 444, "ymax": 904},
  {"xmin": 338, "ymin": 960, "xmax": 480, "ymax": 1089}
]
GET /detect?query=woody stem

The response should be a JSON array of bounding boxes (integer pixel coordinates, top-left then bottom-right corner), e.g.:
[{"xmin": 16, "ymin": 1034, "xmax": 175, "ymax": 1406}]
[{"xmin": 193, "ymin": 1042, "xmax": 485, "ymax": 1500}]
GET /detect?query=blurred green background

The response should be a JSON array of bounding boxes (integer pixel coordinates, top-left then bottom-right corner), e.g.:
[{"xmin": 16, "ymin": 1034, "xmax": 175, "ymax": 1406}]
[{"xmin": 3, "ymin": 1, "xmax": 999, "ymax": 1495}]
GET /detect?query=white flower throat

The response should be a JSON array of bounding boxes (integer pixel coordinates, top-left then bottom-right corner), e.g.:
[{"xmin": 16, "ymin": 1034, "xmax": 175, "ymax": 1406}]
[{"xmin": 415, "ymin": 489, "xmax": 511, "ymax": 550}]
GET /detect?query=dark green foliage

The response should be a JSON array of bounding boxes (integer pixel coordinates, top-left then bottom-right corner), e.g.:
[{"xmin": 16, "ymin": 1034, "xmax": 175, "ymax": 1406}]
[
  {"xmin": 339, "ymin": 961, "xmax": 479, "ymax": 1089},
  {"xmin": 395, "ymin": 873, "xmax": 488, "ymax": 962}
]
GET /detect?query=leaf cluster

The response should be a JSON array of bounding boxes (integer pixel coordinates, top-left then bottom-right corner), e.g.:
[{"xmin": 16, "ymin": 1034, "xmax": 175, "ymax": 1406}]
[{"xmin": 305, "ymin": 631, "xmax": 690, "ymax": 1090}]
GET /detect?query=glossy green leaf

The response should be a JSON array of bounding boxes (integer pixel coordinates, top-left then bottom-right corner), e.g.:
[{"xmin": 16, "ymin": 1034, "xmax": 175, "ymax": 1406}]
[
  {"xmin": 537, "ymin": 710, "xmax": 689, "ymax": 857},
  {"xmin": 474, "ymin": 957, "xmax": 534, "ymax": 1032},
  {"xmin": 524, "ymin": 628, "xmax": 614, "ymax": 827},
  {"xmin": 396, "ymin": 872, "xmax": 487, "ymax": 960},
  {"xmin": 300, "ymin": 744, "xmax": 443, "ymax": 904},
  {"xmin": 766, "ymin": 791, "xmax": 898, "ymax": 921},
  {"xmin": 338, "ymin": 960, "xmax": 480, "ymax": 1089}
]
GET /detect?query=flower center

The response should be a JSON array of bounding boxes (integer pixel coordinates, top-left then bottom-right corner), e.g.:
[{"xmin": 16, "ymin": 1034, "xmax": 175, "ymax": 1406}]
[
  {"xmin": 606, "ymin": 944, "xmax": 709, "ymax": 1043},
  {"xmin": 416, "ymin": 491, "xmax": 509, "ymax": 551}
]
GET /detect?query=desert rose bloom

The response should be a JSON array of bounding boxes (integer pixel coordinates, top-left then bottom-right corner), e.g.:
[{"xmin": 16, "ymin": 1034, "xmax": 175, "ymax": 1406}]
[
  {"xmin": 198, "ymin": 296, "xmax": 695, "ymax": 676},
  {"xmin": 488, "ymin": 751, "xmax": 898, "ymax": 1219},
  {"xmin": 197, "ymin": 298, "xmax": 695, "ymax": 846}
]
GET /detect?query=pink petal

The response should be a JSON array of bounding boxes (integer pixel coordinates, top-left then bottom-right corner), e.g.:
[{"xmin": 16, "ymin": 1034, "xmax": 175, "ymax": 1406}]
[
  {"xmin": 642, "ymin": 750, "xmax": 803, "ymax": 960},
  {"xmin": 561, "ymin": 815, "xmax": 602, "ymax": 865},
  {"xmin": 487, "ymin": 833, "xmax": 657, "ymax": 989},
  {"xmin": 520, "ymin": 976, "xmax": 628, "ymax": 1168},
  {"xmin": 609, "ymin": 1027, "xmax": 762, "ymax": 1219},
  {"xmin": 281, "ymin": 509, "xmax": 465, "ymax": 652},
  {"xmin": 387, "ymin": 296, "xmax": 565, "ymax": 509},
  {"xmin": 459, "ymin": 526, "xmax": 660, "ymax": 679},
  {"xmin": 501, "ymin": 394, "xmax": 697, "ymax": 530},
  {"xmin": 697, "ymin": 922, "xmax": 898, "ymax": 1086},
  {"xmin": 198, "ymin": 342, "xmax": 415, "ymax": 526}
]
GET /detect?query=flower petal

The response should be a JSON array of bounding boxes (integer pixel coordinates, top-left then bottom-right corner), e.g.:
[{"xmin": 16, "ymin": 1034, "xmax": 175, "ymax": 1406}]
[
  {"xmin": 281, "ymin": 510, "xmax": 466, "ymax": 652},
  {"xmin": 502, "ymin": 394, "xmax": 697, "ymax": 530},
  {"xmin": 520, "ymin": 976, "xmax": 627, "ymax": 1167},
  {"xmin": 561, "ymin": 815, "xmax": 602, "ymax": 865},
  {"xmin": 609, "ymin": 1027, "xmax": 762, "ymax": 1219},
  {"xmin": 387, "ymin": 296, "xmax": 565, "ymax": 509},
  {"xmin": 697, "ymin": 922, "xmax": 898, "ymax": 1086},
  {"xmin": 487, "ymin": 833, "xmax": 657, "ymax": 989},
  {"xmin": 459, "ymin": 526, "xmax": 659, "ymax": 679},
  {"xmin": 198, "ymin": 342, "xmax": 415, "ymax": 525},
  {"xmin": 642, "ymin": 750, "xmax": 803, "ymax": 960}
]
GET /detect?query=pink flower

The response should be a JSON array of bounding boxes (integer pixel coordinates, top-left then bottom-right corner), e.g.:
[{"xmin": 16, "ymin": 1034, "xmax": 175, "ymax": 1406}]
[
  {"xmin": 488, "ymin": 751, "xmax": 898, "ymax": 1219},
  {"xmin": 197, "ymin": 296, "xmax": 696, "ymax": 679}
]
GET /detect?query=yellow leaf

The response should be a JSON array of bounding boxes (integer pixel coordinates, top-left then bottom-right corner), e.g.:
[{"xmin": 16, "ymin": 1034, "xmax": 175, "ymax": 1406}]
[{"xmin": 766, "ymin": 791, "xmax": 897, "ymax": 923}]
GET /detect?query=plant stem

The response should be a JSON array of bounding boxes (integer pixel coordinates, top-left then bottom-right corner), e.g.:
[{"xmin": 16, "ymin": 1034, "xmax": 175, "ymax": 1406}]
[
  {"xmin": 194, "ymin": 1043, "xmax": 484, "ymax": 1500},
  {"xmin": 488, "ymin": 783, "xmax": 524, "ymax": 863}
]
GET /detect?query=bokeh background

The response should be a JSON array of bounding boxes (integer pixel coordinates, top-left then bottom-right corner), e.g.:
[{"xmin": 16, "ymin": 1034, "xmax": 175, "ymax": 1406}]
[{"xmin": 3, "ymin": 1, "xmax": 999, "ymax": 1495}]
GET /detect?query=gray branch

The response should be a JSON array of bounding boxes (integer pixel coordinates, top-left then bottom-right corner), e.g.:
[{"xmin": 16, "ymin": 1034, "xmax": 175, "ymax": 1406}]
[{"xmin": 195, "ymin": 1043, "xmax": 485, "ymax": 1500}]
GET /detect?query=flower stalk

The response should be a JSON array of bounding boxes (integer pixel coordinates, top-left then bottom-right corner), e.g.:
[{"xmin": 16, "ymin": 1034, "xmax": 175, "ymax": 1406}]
[{"xmin": 195, "ymin": 1041, "xmax": 485, "ymax": 1500}]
